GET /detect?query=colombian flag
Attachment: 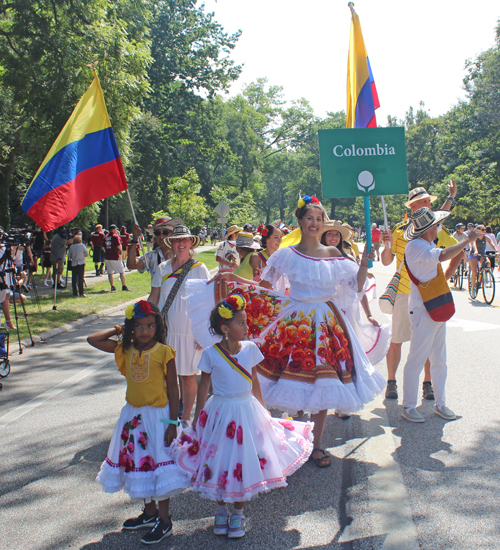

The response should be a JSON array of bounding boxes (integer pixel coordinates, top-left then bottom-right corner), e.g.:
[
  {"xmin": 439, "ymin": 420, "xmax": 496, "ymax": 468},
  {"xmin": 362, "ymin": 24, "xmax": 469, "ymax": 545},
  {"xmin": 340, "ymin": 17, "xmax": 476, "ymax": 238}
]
[
  {"xmin": 22, "ymin": 72, "xmax": 128, "ymax": 232},
  {"xmin": 346, "ymin": 8, "xmax": 380, "ymax": 129}
]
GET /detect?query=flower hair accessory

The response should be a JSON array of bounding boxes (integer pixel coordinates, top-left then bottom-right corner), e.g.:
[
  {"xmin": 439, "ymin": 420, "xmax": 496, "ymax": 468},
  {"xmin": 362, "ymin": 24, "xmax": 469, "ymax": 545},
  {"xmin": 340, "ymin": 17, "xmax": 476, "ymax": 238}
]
[
  {"xmin": 297, "ymin": 194, "xmax": 320, "ymax": 208},
  {"xmin": 257, "ymin": 223, "xmax": 268, "ymax": 236},
  {"xmin": 218, "ymin": 295, "xmax": 246, "ymax": 319},
  {"xmin": 125, "ymin": 300, "xmax": 153, "ymax": 320}
]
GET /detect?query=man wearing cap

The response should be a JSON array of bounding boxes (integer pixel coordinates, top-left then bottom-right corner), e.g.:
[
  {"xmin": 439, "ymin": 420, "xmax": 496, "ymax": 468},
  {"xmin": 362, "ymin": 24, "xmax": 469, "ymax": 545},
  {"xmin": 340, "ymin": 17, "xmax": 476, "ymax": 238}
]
[
  {"xmin": 104, "ymin": 225, "xmax": 129, "ymax": 292},
  {"xmin": 127, "ymin": 217, "xmax": 183, "ymax": 283},
  {"xmin": 215, "ymin": 225, "xmax": 242, "ymax": 272},
  {"xmin": 381, "ymin": 181, "xmax": 462, "ymax": 400},
  {"xmin": 401, "ymin": 208, "xmax": 480, "ymax": 422}
]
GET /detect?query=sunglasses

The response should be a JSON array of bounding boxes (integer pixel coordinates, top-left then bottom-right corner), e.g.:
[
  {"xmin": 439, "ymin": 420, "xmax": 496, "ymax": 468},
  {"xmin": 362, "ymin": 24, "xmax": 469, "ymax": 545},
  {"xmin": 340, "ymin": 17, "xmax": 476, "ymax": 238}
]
[{"xmin": 154, "ymin": 229, "xmax": 171, "ymax": 237}]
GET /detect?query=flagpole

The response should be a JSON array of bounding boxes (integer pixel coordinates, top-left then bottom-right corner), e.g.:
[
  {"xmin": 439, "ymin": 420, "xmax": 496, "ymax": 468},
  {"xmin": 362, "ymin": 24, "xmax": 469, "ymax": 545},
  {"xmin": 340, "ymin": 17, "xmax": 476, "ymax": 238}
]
[
  {"xmin": 126, "ymin": 189, "xmax": 152, "ymax": 273},
  {"xmin": 380, "ymin": 195, "xmax": 391, "ymax": 249}
]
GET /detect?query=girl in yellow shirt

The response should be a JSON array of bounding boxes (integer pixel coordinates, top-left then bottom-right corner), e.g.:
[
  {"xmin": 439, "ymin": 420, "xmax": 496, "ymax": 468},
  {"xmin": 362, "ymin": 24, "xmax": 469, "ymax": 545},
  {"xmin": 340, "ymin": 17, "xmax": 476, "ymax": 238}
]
[{"xmin": 87, "ymin": 301, "xmax": 190, "ymax": 545}]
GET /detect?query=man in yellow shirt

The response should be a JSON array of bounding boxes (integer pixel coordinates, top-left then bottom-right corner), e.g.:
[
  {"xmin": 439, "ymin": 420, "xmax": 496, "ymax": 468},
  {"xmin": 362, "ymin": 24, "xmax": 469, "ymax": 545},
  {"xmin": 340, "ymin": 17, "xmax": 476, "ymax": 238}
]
[{"xmin": 381, "ymin": 181, "xmax": 463, "ymax": 400}]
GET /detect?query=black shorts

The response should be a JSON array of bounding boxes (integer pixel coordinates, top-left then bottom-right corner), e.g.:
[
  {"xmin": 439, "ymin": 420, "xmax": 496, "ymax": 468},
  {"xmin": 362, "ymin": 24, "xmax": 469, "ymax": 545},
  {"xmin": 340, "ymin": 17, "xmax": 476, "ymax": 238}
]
[{"xmin": 93, "ymin": 246, "xmax": 103, "ymax": 264}]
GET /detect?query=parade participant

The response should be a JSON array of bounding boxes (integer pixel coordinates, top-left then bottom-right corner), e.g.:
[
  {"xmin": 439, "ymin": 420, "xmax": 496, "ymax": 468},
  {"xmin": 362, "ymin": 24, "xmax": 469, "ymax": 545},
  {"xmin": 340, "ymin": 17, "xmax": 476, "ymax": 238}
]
[
  {"xmin": 67, "ymin": 235, "xmax": 89, "ymax": 297},
  {"xmin": 250, "ymin": 224, "xmax": 283, "ymax": 279},
  {"xmin": 87, "ymin": 301, "xmax": 190, "ymax": 544},
  {"xmin": 32, "ymin": 224, "xmax": 46, "ymax": 274},
  {"xmin": 401, "ymin": 209, "xmax": 480, "ymax": 422},
  {"xmin": 215, "ymin": 225, "xmax": 242, "ymax": 272},
  {"xmin": 104, "ymin": 225, "xmax": 129, "ymax": 292},
  {"xmin": 42, "ymin": 239, "xmax": 53, "ymax": 286},
  {"xmin": 199, "ymin": 227, "xmax": 207, "ymax": 246},
  {"xmin": 186, "ymin": 195, "xmax": 385, "ymax": 468},
  {"xmin": 233, "ymin": 232, "xmax": 261, "ymax": 280},
  {"xmin": 90, "ymin": 224, "xmax": 105, "ymax": 276},
  {"xmin": 371, "ymin": 223, "xmax": 382, "ymax": 261},
  {"xmin": 320, "ymin": 221, "xmax": 390, "ymax": 367},
  {"xmin": 120, "ymin": 226, "xmax": 130, "ymax": 264},
  {"xmin": 381, "ymin": 182, "xmax": 460, "ymax": 400},
  {"xmin": 50, "ymin": 227, "xmax": 72, "ymax": 289},
  {"xmin": 452, "ymin": 223, "xmax": 466, "ymax": 242},
  {"xmin": 171, "ymin": 297, "xmax": 313, "ymax": 539},
  {"xmin": 128, "ymin": 218, "xmax": 182, "ymax": 283},
  {"xmin": 469, "ymin": 224, "xmax": 497, "ymax": 291},
  {"xmin": 149, "ymin": 225, "xmax": 210, "ymax": 427}
]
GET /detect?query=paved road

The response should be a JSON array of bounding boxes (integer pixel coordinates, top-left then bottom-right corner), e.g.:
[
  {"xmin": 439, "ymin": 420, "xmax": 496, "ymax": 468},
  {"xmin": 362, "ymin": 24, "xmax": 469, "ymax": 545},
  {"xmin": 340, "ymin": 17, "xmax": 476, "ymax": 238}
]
[{"xmin": 1, "ymin": 256, "xmax": 500, "ymax": 549}]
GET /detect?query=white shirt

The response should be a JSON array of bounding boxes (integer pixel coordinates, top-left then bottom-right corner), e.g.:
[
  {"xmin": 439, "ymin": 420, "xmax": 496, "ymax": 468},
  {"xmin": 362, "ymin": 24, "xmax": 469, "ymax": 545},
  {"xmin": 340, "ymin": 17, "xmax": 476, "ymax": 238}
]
[
  {"xmin": 198, "ymin": 341, "xmax": 264, "ymax": 398},
  {"xmin": 405, "ymin": 237, "xmax": 442, "ymax": 312},
  {"xmin": 215, "ymin": 241, "xmax": 239, "ymax": 271}
]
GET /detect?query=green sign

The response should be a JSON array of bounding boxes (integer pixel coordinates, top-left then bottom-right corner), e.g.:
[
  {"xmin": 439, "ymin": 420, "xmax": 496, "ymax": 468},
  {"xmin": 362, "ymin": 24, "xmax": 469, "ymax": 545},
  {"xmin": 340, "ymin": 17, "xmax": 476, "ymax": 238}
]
[{"xmin": 318, "ymin": 127, "xmax": 409, "ymax": 198}]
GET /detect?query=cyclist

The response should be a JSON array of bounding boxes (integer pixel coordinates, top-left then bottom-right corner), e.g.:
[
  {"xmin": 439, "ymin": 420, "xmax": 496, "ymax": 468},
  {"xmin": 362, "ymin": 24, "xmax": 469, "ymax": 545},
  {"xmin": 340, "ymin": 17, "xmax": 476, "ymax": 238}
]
[
  {"xmin": 469, "ymin": 224, "xmax": 497, "ymax": 291},
  {"xmin": 452, "ymin": 223, "xmax": 466, "ymax": 242},
  {"xmin": 485, "ymin": 226, "xmax": 498, "ymax": 269}
]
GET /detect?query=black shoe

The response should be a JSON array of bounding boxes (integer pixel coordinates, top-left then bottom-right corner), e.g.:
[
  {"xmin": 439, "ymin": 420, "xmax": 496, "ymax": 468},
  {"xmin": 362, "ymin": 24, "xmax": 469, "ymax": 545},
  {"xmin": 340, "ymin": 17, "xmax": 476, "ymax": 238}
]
[
  {"xmin": 110, "ymin": 286, "xmax": 116, "ymax": 292},
  {"xmin": 122, "ymin": 285, "xmax": 130, "ymax": 291},
  {"xmin": 422, "ymin": 381, "xmax": 435, "ymax": 400},
  {"xmin": 57, "ymin": 283, "xmax": 65, "ymax": 290},
  {"xmin": 122, "ymin": 510, "xmax": 158, "ymax": 530},
  {"xmin": 385, "ymin": 380, "xmax": 398, "ymax": 399},
  {"xmin": 141, "ymin": 516, "xmax": 173, "ymax": 544}
]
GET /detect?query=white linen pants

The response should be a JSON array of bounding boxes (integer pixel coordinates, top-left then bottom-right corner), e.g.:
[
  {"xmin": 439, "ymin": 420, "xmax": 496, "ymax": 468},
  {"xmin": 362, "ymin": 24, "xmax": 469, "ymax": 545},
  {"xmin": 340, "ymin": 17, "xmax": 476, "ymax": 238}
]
[{"xmin": 402, "ymin": 305, "xmax": 447, "ymax": 410}]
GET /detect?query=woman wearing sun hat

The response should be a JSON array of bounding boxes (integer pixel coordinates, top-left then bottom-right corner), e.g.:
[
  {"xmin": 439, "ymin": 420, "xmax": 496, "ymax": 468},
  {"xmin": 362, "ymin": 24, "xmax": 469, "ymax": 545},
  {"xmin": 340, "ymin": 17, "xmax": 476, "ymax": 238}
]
[
  {"xmin": 149, "ymin": 225, "xmax": 210, "ymax": 425},
  {"xmin": 215, "ymin": 224, "xmax": 242, "ymax": 272},
  {"xmin": 401, "ymin": 208, "xmax": 480, "ymax": 423},
  {"xmin": 233, "ymin": 231, "xmax": 261, "ymax": 279}
]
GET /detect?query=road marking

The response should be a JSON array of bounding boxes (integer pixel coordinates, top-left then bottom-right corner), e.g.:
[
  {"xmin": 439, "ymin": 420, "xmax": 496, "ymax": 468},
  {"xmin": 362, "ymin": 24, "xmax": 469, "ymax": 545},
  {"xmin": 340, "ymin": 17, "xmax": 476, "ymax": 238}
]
[
  {"xmin": 0, "ymin": 355, "xmax": 113, "ymax": 429},
  {"xmin": 447, "ymin": 317, "xmax": 500, "ymax": 332},
  {"xmin": 334, "ymin": 395, "xmax": 420, "ymax": 550}
]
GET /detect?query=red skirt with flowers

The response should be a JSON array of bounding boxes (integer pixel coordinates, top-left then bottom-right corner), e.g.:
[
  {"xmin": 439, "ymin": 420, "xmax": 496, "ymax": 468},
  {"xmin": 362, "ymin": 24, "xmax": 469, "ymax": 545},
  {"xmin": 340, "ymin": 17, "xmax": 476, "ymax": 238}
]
[
  {"xmin": 186, "ymin": 280, "xmax": 385, "ymax": 415},
  {"xmin": 96, "ymin": 403, "xmax": 191, "ymax": 502}
]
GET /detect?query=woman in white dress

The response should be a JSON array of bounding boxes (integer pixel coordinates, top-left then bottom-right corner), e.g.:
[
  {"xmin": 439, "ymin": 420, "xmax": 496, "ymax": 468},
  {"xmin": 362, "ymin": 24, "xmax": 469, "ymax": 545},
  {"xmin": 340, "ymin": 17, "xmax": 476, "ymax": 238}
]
[
  {"xmin": 149, "ymin": 225, "xmax": 210, "ymax": 426},
  {"xmin": 185, "ymin": 196, "xmax": 385, "ymax": 467}
]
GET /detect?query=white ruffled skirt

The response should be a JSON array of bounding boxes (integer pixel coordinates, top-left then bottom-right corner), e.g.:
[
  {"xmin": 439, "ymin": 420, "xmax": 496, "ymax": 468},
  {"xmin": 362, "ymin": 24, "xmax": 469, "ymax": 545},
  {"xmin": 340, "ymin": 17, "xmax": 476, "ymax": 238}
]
[
  {"xmin": 184, "ymin": 280, "xmax": 386, "ymax": 415},
  {"xmin": 171, "ymin": 393, "xmax": 314, "ymax": 502},
  {"xmin": 96, "ymin": 403, "xmax": 191, "ymax": 502}
]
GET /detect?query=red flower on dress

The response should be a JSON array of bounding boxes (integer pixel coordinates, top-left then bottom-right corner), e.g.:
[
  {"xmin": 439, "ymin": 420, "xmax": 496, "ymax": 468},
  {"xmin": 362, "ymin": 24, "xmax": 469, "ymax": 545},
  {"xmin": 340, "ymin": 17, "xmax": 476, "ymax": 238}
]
[
  {"xmin": 233, "ymin": 462, "xmax": 243, "ymax": 482},
  {"xmin": 188, "ymin": 439, "xmax": 200, "ymax": 456},
  {"xmin": 227, "ymin": 421, "xmax": 236, "ymax": 439},
  {"xmin": 119, "ymin": 451, "xmax": 134, "ymax": 473},
  {"xmin": 121, "ymin": 426, "xmax": 129, "ymax": 442},
  {"xmin": 279, "ymin": 420, "xmax": 295, "ymax": 431},
  {"xmin": 198, "ymin": 410, "xmax": 208, "ymax": 428},
  {"xmin": 237, "ymin": 426, "xmax": 243, "ymax": 445},
  {"xmin": 179, "ymin": 433, "xmax": 192, "ymax": 444},
  {"xmin": 138, "ymin": 455, "xmax": 156, "ymax": 472},
  {"xmin": 259, "ymin": 457, "xmax": 267, "ymax": 470},
  {"xmin": 127, "ymin": 442, "xmax": 134, "ymax": 453},
  {"xmin": 291, "ymin": 348, "xmax": 306, "ymax": 362},
  {"xmin": 287, "ymin": 360, "xmax": 302, "ymax": 372},
  {"xmin": 130, "ymin": 416, "xmax": 140, "ymax": 429},
  {"xmin": 302, "ymin": 356, "xmax": 315, "ymax": 371},
  {"xmin": 219, "ymin": 470, "xmax": 229, "ymax": 489},
  {"xmin": 203, "ymin": 464, "xmax": 212, "ymax": 482},
  {"xmin": 138, "ymin": 432, "xmax": 148, "ymax": 450}
]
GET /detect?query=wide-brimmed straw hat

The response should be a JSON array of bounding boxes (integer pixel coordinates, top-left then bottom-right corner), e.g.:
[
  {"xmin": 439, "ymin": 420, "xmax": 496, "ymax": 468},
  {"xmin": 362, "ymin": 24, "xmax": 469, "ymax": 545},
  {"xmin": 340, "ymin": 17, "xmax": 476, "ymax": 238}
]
[
  {"xmin": 234, "ymin": 231, "xmax": 261, "ymax": 249},
  {"xmin": 225, "ymin": 225, "xmax": 243, "ymax": 241},
  {"xmin": 404, "ymin": 208, "xmax": 450, "ymax": 241},
  {"xmin": 165, "ymin": 224, "xmax": 200, "ymax": 248},
  {"xmin": 405, "ymin": 187, "xmax": 438, "ymax": 208},
  {"xmin": 318, "ymin": 220, "xmax": 352, "ymax": 243}
]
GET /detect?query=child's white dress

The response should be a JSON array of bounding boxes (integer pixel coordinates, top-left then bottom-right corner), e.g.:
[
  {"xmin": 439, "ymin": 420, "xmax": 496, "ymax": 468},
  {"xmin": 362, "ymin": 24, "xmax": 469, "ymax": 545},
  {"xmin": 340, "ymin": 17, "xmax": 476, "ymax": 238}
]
[{"xmin": 171, "ymin": 341, "xmax": 314, "ymax": 502}]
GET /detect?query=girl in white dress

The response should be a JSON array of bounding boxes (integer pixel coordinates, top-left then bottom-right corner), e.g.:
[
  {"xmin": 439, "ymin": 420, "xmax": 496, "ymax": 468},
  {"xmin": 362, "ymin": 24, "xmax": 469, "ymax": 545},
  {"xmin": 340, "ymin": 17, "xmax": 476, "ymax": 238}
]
[
  {"xmin": 149, "ymin": 225, "xmax": 210, "ymax": 426},
  {"xmin": 184, "ymin": 195, "xmax": 385, "ymax": 468},
  {"xmin": 172, "ymin": 295, "xmax": 313, "ymax": 539}
]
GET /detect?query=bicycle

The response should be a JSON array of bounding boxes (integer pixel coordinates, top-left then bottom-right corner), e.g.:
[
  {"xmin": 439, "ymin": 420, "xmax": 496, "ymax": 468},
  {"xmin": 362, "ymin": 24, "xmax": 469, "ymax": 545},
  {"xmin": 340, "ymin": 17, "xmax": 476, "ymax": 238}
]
[
  {"xmin": 468, "ymin": 256, "xmax": 496, "ymax": 304},
  {"xmin": 452, "ymin": 258, "xmax": 465, "ymax": 290}
]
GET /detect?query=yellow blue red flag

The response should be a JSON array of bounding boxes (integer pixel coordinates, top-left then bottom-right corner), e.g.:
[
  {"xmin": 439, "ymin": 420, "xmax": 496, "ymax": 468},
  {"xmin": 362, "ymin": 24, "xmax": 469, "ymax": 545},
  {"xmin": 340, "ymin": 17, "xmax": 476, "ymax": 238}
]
[
  {"xmin": 346, "ymin": 7, "xmax": 380, "ymax": 129},
  {"xmin": 22, "ymin": 72, "xmax": 128, "ymax": 231}
]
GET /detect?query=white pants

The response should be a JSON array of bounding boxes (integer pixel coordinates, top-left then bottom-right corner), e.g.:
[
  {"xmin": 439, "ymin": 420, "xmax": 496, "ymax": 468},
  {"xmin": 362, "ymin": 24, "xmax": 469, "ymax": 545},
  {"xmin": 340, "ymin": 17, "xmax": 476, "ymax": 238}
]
[{"xmin": 402, "ymin": 305, "xmax": 447, "ymax": 410}]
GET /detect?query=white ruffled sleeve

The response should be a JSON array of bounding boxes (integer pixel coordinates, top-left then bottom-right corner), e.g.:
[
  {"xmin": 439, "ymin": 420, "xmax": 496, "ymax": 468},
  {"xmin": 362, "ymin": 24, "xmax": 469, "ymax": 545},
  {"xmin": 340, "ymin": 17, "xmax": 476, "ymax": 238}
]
[{"xmin": 260, "ymin": 249, "xmax": 290, "ymax": 293}]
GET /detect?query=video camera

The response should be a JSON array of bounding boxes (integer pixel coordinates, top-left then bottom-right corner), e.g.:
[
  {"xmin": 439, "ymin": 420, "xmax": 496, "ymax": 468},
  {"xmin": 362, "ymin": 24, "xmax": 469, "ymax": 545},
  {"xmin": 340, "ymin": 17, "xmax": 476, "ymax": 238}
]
[{"xmin": 0, "ymin": 225, "xmax": 35, "ymax": 247}]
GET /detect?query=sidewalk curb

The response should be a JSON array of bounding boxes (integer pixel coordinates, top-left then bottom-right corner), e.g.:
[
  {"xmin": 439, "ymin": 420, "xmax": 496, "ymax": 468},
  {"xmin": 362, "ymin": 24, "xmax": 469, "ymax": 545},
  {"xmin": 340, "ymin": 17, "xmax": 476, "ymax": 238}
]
[
  {"xmin": 21, "ymin": 295, "xmax": 148, "ymax": 348},
  {"xmin": 21, "ymin": 267, "xmax": 219, "ymax": 348}
]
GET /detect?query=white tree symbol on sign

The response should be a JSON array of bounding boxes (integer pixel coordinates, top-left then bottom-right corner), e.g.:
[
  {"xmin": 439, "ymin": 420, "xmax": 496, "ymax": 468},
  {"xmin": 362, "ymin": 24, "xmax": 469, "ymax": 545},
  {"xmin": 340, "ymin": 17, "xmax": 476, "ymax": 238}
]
[{"xmin": 357, "ymin": 171, "xmax": 376, "ymax": 193}]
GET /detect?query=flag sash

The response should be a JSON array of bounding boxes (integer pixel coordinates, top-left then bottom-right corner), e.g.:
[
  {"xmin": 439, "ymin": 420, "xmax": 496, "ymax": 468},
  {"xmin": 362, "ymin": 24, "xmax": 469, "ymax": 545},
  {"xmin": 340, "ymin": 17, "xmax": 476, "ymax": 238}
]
[
  {"xmin": 213, "ymin": 343, "xmax": 253, "ymax": 383},
  {"xmin": 257, "ymin": 250, "xmax": 269, "ymax": 265},
  {"xmin": 161, "ymin": 261, "xmax": 202, "ymax": 285}
]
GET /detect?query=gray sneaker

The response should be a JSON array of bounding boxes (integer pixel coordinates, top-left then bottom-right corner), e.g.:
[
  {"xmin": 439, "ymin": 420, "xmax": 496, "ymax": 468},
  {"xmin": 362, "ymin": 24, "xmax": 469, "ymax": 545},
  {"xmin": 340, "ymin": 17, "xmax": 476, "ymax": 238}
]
[
  {"xmin": 401, "ymin": 408, "xmax": 425, "ymax": 423},
  {"xmin": 434, "ymin": 405, "xmax": 456, "ymax": 420},
  {"xmin": 385, "ymin": 381, "xmax": 398, "ymax": 399},
  {"xmin": 214, "ymin": 510, "xmax": 229, "ymax": 535},
  {"xmin": 227, "ymin": 513, "xmax": 246, "ymax": 538},
  {"xmin": 422, "ymin": 381, "xmax": 435, "ymax": 400}
]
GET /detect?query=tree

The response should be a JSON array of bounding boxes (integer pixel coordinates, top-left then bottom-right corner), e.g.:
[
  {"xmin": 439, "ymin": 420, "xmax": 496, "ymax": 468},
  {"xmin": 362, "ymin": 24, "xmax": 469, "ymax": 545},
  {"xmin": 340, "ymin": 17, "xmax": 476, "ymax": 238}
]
[{"xmin": 163, "ymin": 169, "xmax": 208, "ymax": 229}]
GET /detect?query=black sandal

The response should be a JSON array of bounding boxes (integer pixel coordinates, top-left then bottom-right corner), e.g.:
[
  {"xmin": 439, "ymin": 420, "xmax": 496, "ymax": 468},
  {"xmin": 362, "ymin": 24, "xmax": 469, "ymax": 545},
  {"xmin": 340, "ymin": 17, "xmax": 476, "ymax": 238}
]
[{"xmin": 310, "ymin": 448, "xmax": 331, "ymax": 468}]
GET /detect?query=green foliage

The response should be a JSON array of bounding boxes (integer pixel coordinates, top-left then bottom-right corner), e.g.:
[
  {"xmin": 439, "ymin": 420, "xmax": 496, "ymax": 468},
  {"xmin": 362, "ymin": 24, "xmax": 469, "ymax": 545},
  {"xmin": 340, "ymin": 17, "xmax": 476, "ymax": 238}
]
[{"xmin": 164, "ymin": 169, "xmax": 208, "ymax": 228}]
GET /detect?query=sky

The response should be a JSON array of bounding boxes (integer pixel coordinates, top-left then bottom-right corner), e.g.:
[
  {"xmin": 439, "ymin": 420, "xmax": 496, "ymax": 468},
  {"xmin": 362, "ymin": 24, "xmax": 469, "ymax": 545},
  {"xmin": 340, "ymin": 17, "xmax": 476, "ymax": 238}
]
[{"xmin": 202, "ymin": 0, "xmax": 500, "ymax": 125}]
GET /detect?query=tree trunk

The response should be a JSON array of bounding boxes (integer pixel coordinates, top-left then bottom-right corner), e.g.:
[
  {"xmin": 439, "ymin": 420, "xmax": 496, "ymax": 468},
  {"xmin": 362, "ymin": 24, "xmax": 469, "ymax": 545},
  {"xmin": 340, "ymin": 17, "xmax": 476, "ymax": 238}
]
[{"xmin": 0, "ymin": 151, "xmax": 16, "ymax": 229}]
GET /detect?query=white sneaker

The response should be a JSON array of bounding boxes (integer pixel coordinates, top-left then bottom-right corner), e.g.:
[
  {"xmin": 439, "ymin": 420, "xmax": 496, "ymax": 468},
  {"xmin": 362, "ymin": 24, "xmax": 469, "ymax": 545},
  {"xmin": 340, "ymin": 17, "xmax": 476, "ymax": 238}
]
[
  {"xmin": 434, "ymin": 405, "xmax": 456, "ymax": 420},
  {"xmin": 401, "ymin": 408, "xmax": 425, "ymax": 423},
  {"xmin": 213, "ymin": 510, "xmax": 229, "ymax": 535},
  {"xmin": 227, "ymin": 514, "xmax": 245, "ymax": 538}
]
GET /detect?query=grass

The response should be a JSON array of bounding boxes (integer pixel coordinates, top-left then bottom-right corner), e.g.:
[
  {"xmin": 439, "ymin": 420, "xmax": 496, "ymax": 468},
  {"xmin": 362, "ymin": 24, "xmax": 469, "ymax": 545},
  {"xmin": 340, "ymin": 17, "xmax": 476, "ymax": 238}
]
[
  {"xmin": 195, "ymin": 248, "xmax": 218, "ymax": 271},
  {"xmin": 10, "ymin": 271, "xmax": 151, "ymax": 342}
]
